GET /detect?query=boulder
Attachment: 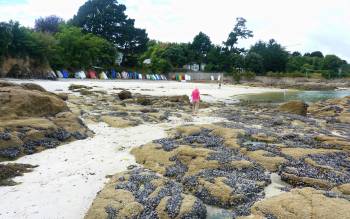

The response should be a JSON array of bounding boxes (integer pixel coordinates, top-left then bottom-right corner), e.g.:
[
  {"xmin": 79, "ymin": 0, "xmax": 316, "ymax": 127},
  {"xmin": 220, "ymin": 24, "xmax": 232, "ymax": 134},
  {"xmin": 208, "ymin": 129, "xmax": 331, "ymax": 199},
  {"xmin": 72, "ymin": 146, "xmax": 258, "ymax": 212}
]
[
  {"xmin": 21, "ymin": 83, "xmax": 46, "ymax": 92},
  {"xmin": 0, "ymin": 86, "xmax": 68, "ymax": 118},
  {"xmin": 249, "ymin": 188, "xmax": 350, "ymax": 219},
  {"xmin": 278, "ymin": 100, "xmax": 308, "ymax": 116},
  {"xmin": 118, "ymin": 90, "xmax": 132, "ymax": 100}
]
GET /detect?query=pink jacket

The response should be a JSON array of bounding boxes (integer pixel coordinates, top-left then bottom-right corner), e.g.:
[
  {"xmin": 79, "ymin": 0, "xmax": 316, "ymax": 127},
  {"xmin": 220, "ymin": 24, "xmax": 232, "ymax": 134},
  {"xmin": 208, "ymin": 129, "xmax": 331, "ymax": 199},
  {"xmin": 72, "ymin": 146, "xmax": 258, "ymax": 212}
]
[{"xmin": 191, "ymin": 89, "xmax": 200, "ymax": 102}]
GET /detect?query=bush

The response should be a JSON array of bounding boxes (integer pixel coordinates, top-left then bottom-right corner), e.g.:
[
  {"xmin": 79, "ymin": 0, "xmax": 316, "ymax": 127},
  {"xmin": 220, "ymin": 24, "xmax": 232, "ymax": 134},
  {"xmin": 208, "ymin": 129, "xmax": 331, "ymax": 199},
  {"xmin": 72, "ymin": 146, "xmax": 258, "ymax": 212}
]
[
  {"xmin": 285, "ymin": 72, "xmax": 305, "ymax": 78},
  {"xmin": 266, "ymin": 71, "xmax": 283, "ymax": 78},
  {"xmin": 232, "ymin": 70, "xmax": 241, "ymax": 84},
  {"xmin": 242, "ymin": 71, "xmax": 256, "ymax": 80}
]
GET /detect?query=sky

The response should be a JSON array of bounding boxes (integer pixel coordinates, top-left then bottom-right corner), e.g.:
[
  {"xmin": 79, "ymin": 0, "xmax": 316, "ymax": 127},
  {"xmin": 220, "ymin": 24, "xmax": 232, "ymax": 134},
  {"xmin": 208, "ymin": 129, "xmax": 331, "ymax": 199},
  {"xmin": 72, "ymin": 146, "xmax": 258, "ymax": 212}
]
[{"xmin": 0, "ymin": 0, "xmax": 349, "ymax": 61}]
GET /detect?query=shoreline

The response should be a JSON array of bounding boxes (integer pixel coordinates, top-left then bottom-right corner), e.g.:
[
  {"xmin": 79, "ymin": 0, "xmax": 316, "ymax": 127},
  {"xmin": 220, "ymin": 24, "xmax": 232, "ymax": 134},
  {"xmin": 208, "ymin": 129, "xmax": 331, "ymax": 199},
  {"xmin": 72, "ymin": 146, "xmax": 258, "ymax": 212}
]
[{"xmin": 1, "ymin": 79, "xmax": 349, "ymax": 218}]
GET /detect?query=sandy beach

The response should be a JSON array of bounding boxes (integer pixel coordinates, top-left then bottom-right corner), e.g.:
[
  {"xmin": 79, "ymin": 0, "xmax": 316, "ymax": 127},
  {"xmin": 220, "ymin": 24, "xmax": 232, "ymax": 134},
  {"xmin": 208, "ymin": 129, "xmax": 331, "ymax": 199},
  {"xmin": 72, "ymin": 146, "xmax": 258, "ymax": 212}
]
[
  {"xmin": 0, "ymin": 79, "xmax": 252, "ymax": 219},
  {"xmin": 2, "ymin": 79, "xmax": 282, "ymax": 102},
  {"xmin": 1, "ymin": 79, "xmax": 349, "ymax": 219}
]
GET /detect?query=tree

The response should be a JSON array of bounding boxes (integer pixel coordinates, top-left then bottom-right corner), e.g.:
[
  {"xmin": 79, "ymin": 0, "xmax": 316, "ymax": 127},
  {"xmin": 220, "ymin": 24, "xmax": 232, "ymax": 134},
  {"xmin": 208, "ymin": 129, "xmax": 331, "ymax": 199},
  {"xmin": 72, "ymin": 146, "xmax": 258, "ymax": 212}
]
[
  {"xmin": 52, "ymin": 25, "xmax": 117, "ymax": 70},
  {"xmin": 292, "ymin": 51, "xmax": 301, "ymax": 57},
  {"xmin": 72, "ymin": 0, "xmax": 148, "ymax": 66},
  {"xmin": 245, "ymin": 52, "xmax": 264, "ymax": 74},
  {"xmin": 191, "ymin": 32, "xmax": 212, "ymax": 66},
  {"xmin": 162, "ymin": 43, "xmax": 188, "ymax": 68},
  {"xmin": 249, "ymin": 39, "xmax": 288, "ymax": 73},
  {"xmin": 0, "ymin": 22, "xmax": 13, "ymax": 58},
  {"xmin": 35, "ymin": 15, "xmax": 64, "ymax": 34},
  {"xmin": 310, "ymin": 51, "xmax": 324, "ymax": 58},
  {"xmin": 224, "ymin": 17, "xmax": 253, "ymax": 53},
  {"xmin": 323, "ymin": 54, "xmax": 343, "ymax": 78}
]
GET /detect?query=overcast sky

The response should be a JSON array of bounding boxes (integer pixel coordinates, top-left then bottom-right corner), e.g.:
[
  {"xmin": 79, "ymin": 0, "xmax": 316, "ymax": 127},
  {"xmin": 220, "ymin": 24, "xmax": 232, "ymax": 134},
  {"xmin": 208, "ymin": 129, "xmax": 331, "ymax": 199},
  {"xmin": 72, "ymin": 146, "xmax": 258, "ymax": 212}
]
[{"xmin": 1, "ymin": 0, "xmax": 349, "ymax": 61}]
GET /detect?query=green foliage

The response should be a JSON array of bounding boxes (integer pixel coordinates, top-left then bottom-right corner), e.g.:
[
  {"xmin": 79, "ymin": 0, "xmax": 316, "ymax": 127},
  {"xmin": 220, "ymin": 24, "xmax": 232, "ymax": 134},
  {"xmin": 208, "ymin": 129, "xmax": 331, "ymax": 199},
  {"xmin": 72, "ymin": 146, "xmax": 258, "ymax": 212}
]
[
  {"xmin": 244, "ymin": 52, "xmax": 264, "ymax": 74},
  {"xmin": 191, "ymin": 32, "xmax": 212, "ymax": 64},
  {"xmin": 35, "ymin": 15, "xmax": 65, "ymax": 34},
  {"xmin": 0, "ymin": 22, "xmax": 13, "ymax": 58},
  {"xmin": 232, "ymin": 69, "xmax": 241, "ymax": 83},
  {"xmin": 52, "ymin": 25, "xmax": 117, "ymax": 70},
  {"xmin": 242, "ymin": 71, "xmax": 256, "ymax": 80},
  {"xmin": 310, "ymin": 51, "xmax": 324, "ymax": 58},
  {"xmin": 249, "ymin": 39, "xmax": 289, "ymax": 74},
  {"xmin": 72, "ymin": 0, "xmax": 148, "ymax": 66},
  {"xmin": 323, "ymin": 55, "xmax": 343, "ymax": 78}
]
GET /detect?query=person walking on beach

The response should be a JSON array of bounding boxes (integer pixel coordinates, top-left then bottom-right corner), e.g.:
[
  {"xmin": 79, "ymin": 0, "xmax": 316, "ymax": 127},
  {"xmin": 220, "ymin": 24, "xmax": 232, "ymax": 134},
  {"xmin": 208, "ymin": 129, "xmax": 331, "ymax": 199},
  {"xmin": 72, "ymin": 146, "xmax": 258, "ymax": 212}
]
[{"xmin": 191, "ymin": 87, "xmax": 201, "ymax": 115}]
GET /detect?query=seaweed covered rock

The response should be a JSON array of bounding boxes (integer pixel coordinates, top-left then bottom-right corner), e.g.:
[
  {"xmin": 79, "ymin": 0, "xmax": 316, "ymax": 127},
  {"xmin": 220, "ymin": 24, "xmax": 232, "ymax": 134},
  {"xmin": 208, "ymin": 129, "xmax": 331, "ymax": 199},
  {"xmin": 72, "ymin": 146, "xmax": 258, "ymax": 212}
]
[
  {"xmin": 0, "ymin": 83, "xmax": 92, "ymax": 160},
  {"xmin": 309, "ymin": 96, "xmax": 350, "ymax": 123},
  {"xmin": 0, "ymin": 163, "xmax": 37, "ymax": 186},
  {"xmin": 85, "ymin": 169, "xmax": 207, "ymax": 219},
  {"xmin": 279, "ymin": 152, "xmax": 350, "ymax": 189},
  {"xmin": 132, "ymin": 125, "xmax": 270, "ymax": 217},
  {"xmin": 118, "ymin": 90, "xmax": 132, "ymax": 100},
  {"xmin": 248, "ymin": 188, "xmax": 350, "ymax": 219},
  {"xmin": 278, "ymin": 100, "xmax": 308, "ymax": 116}
]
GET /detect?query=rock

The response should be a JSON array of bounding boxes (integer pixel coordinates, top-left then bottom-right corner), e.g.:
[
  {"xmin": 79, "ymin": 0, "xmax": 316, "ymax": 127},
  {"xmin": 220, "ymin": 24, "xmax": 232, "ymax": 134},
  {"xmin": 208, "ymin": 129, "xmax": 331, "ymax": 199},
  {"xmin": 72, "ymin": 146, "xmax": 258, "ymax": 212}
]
[
  {"xmin": 118, "ymin": 90, "xmax": 132, "ymax": 100},
  {"xmin": 21, "ymin": 83, "xmax": 46, "ymax": 92},
  {"xmin": 334, "ymin": 184, "xmax": 350, "ymax": 195},
  {"xmin": 249, "ymin": 188, "xmax": 350, "ymax": 219},
  {"xmin": 246, "ymin": 150, "xmax": 287, "ymax": 172},
  {"xmin": 101, "ymin": 116, "xmax": 141, "ymax": 128},
  {"xmin": 0, "ymin": 163, "xmax": 37, "ymax": 186},
  {"xmin": 85, "ymin": 169, "xmax": 207, "ymax": 219},
  {"xmin": 0, "ymin": 86, "xmax": 68, "ymax": 118},
  {"xmin": 0, "ymin": 84, "xmax": 91, "ymax": 160},
  {"xmin": 278, "ymin": 100, "xmax": 308, "ymax": 116},
  {"xmin": 68, "ymin": 84, "xmax": 91, "ymax": 91},
  {"xmin": 136, "ymin": 97, "xmax": 152, "ymax": 106},
  {"xmin": 56, "ymin": 93, "xmax": 69, "ymax": 101}
]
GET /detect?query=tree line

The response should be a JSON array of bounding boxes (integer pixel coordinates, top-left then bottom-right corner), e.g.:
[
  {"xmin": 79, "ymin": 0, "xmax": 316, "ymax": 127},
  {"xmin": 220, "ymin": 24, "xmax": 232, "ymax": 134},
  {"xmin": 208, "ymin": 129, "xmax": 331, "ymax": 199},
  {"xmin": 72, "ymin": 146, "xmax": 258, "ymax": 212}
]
[{"xmin": 0, "ymin": 0, "xmax": 349, "ymax": 79}]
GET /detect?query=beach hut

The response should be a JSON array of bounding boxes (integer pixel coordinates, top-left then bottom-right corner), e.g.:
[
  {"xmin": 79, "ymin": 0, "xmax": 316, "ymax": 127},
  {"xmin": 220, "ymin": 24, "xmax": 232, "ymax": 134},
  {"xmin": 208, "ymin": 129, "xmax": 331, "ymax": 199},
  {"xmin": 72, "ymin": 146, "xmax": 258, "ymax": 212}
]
[
  {"xmin": 100, "ymin": 72, "xmax": 108, "ymax": 80},
  {"xmin": 111, "ymin": 70, "xmax": 117, "ymax": 79},
  {"xmin": 75, "ymin": 71, "xmax": 87, "ymax": 79},
  {"xmin": 62, "ymin": 70, "xmax": 69, "ymax": 79},
  {"xmin": 88, "ymin": 70, "xmax": 97, "ymax": 79},
  {"xmin": 47, "ymin": 71, "xmax": 57, "ymax": 80},
  {"xmin": 56, "ymin": 71, "xmax": 63, "ymax": 78}
]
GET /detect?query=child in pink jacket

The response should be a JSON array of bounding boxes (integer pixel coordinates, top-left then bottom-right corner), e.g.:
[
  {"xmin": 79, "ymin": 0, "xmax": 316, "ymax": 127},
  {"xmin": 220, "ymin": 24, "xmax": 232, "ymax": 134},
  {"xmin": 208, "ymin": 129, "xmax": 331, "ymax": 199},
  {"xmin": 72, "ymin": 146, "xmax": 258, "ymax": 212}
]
[{"xmin": 191, "ymin": 87, "xmax": 200, "ymax": 115}]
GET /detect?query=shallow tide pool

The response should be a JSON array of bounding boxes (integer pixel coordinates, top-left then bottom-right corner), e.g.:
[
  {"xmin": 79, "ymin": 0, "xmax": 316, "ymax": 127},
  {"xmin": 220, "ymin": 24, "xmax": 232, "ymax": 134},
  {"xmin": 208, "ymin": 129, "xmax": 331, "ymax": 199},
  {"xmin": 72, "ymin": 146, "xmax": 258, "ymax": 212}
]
[{"xmin": 235, "ymin": 89, "xmax": 350, "ymax": 103}]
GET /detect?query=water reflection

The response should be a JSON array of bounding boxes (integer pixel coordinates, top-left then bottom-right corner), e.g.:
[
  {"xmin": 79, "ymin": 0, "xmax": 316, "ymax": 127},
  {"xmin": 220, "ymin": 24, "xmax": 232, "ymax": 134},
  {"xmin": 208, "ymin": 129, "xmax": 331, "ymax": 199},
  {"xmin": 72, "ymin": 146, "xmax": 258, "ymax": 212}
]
[{"xmin": 235, "ymin": 89, "xmax": 350, "ymax": 103}]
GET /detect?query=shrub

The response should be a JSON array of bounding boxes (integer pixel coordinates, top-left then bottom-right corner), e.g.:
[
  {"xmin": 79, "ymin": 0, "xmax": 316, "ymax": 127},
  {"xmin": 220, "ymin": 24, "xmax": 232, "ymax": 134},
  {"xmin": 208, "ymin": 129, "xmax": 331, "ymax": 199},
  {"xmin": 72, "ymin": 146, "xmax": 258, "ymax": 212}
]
[{"xmin": 242, "ymin": 71, "xmax": 256, "ymax": 80}]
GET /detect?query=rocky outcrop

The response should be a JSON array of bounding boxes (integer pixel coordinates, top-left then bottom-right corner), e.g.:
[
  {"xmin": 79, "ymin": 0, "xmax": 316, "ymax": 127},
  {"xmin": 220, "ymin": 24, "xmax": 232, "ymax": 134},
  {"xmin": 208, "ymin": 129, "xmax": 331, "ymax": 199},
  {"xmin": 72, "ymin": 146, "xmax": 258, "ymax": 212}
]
[
  {"xmin": 131, "ymin": 125, "xmax": 270, "ymax": 217},
  {"xmin": 0, "ymin": 82, "xmax": 92, "ymax": 161},
  {"xmin": 0, "ymin": 57, "xmax": 52, "ymax": 79},
  {"xmin": 85, "ymin": 169, "xmax": 207, "ymax": 219},
  {"xmin": 278, "ymin": 100, "xmax": 308, "ymax": 116},
  {"xmin": 0, "ymin": 86, "xmax": 68, "ymax": 118},
  {"xmin": 309, "ymin": 96, "xmax": 350, "ymax": 123},
  {"xmin": 248, "ymin": 188, "xmax": 350, "ymax": 219}
]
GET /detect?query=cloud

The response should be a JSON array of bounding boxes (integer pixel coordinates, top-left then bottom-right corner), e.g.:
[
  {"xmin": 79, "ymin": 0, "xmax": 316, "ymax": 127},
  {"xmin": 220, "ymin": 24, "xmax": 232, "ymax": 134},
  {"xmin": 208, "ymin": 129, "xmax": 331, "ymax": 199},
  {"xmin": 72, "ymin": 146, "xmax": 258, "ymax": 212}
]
[{"xmin": 0, "ymin": 0, "xmax": 349, "ymax": 61}]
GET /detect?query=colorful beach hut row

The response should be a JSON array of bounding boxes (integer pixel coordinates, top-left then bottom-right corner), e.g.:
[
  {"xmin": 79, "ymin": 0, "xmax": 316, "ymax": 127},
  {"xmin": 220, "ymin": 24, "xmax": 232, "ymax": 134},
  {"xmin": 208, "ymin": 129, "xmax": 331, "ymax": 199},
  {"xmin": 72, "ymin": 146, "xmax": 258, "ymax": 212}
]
[
  {"xmin": 53, "ymin": 70, "xmax": 168, "ymax": 80},
  {"xmin": 173, "ymin": 74, "xmax": 192, "ymax": 81}
]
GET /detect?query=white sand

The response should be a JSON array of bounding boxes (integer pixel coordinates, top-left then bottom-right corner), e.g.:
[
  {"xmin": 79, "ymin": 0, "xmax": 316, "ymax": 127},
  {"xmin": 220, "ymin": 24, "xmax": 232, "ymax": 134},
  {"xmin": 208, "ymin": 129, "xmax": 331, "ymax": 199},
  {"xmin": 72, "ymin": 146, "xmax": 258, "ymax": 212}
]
[
  {"xmin": 264, "ymin": 173, "xmax": 290, "ymax": 199},
  {"xmin": 4, "ymin": 78, "xmax": 282, "ymax": 102},
  {"xmin": 0, "ymin": 79, "xmax": 280, "ymax": 219}
]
